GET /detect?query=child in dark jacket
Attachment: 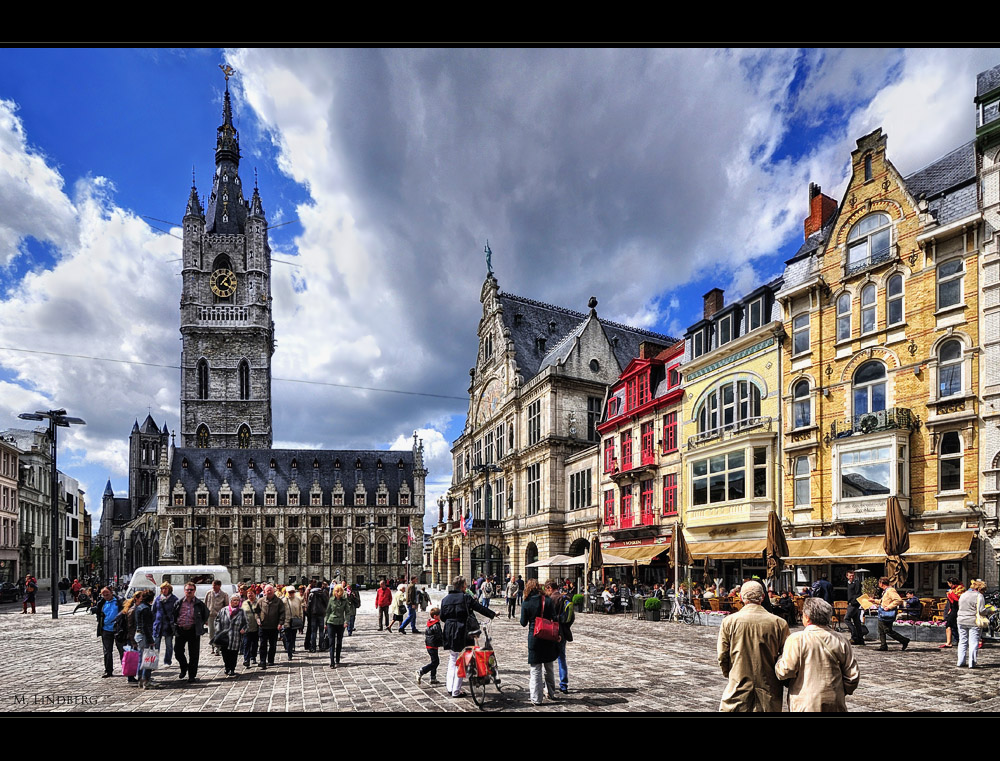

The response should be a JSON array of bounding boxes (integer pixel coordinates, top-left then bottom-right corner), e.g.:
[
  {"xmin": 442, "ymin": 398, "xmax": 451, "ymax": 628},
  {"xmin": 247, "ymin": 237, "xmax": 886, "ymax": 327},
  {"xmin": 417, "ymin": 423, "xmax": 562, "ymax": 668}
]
[{"xmin": 417, "ymin": 607, "xmax": 443, "ymax": 686}]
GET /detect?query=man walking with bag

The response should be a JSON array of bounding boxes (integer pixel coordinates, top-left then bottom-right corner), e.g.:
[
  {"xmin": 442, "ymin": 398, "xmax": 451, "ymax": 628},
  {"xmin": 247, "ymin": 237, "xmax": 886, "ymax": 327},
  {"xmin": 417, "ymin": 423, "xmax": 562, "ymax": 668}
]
[
  {"xmin": 545, "ymin": 580, "xmax": 574, "ymax": 694},
  {"xmin": 173, "ymin": 582, "xmax": 210, "ymax": 682},
  {"xmin": 875, "ymin": 576, "xmax": 910, "ymax": 652}
]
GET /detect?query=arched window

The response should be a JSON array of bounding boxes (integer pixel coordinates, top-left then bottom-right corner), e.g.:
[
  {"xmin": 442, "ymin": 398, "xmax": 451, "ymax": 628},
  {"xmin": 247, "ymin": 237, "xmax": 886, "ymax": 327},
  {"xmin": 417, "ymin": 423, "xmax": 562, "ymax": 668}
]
[
  {"xmin": 196, "ymin": 424, "xmax": 209, "ymax": 448},
  {"xmin": 241, "ymin": 537, "xmax": 254, "ymax": 565},
  {"xmin": 887, "ymin": 274, "xmax": 904, "ymax": 326},
  {"xmin": 937, "ymin": 258, "xmax": 964, "ymax": 309},
  {"xmin": 697, "ymin": 380, "xmax": 761, "ymax": 434},
  {"xmin": 836, "ymin": 293, "xmax": 851, "ymax": 341},
  {"xmin": 238, "ymin": 360, "xmax": 250, "ymax": 400},
  {"xmin": 264, "ymin": 536, "xmax": 276, "ymax": 565},
  {"xmin": 939, "ymin": 431, "xmax": 962, "ymax": 492},
  {"xmin": 238, "ymin": 425, "xmax": 251, "ymax": 449},
  {"xmin": 852, "ymin": 361, "xmax": 886, "ymax": 415},
  {"xmin": 860, "ymin": 284, "xmax": 876, "ymax": 334},
  {"xmin": 938, "ymin": 340, "xmax": 963, "ymax": 398},
  {"xmin": 197, "ymin": 359, "xmax": 209, "ymax": 400},
  {"xmin": 792, "ymin": 380, "xmax": 811, "ymax": 429},
  {"xmin": 847, "ymin": 213, "xmax": 891, "ymax": 272}
]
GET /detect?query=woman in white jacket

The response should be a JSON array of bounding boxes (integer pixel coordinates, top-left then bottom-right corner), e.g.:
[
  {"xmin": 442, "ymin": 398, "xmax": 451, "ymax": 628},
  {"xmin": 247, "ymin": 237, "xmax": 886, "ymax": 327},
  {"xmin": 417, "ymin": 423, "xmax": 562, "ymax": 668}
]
[{"xmin": 957, "ymin": 579, "xmax": 987, "ymax": 669}]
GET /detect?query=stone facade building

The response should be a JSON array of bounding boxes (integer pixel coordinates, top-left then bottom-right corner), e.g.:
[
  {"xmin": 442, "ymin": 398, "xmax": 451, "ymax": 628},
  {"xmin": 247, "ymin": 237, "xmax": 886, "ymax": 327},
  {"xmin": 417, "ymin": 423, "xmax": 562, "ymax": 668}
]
[
  {"xmin": 431, "ymin": 272, "xmax": 674, "ymax": 585},
  {"xmin": 976, "ymin": 63, "xmax": 1000, "ymax": 583},
  {"xmin": 102, "ymin": 74, "xmax": 425, "ymax": 587},
  {"xmin": 776, "ymin": 127, "xmax": 983, "ymax": 594},
  {"xmin": 0, "ymin": 436, "xmax": 19, "ymax": 583}
]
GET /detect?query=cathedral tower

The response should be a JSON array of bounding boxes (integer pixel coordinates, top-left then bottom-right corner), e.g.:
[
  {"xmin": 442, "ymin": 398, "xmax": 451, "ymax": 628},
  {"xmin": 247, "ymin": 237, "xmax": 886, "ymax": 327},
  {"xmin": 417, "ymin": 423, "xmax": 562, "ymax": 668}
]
[{"xmin": 180, "ymin": 74, "xmax": 274, "ymax": 448}]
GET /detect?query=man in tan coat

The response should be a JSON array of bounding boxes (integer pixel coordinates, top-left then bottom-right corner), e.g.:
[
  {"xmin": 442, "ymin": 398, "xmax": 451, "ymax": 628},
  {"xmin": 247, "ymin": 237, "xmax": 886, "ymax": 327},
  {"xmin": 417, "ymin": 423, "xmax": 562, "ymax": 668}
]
[
  {"xmin": 775, "ymin": 597, "xmax": 860, "ymax": 712},
  {"xmin": 717, "ymin": 580, "xmax": 790, "ymax": 712}
]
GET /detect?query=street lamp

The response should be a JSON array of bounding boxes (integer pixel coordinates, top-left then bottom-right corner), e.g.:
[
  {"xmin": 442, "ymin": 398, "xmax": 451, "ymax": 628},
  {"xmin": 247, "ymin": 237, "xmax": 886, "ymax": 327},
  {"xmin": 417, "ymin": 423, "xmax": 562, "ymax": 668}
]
[
  {"xmin": 473, "ymin": 463, "xmax": 503, "ymax": 581},
  {"xmin": 367, "ymin": 520, "xmax": 375, "ymax": 588},
  {"xmin": 18, "ymin": 408, "xmax": 86, "ymax": 620}
]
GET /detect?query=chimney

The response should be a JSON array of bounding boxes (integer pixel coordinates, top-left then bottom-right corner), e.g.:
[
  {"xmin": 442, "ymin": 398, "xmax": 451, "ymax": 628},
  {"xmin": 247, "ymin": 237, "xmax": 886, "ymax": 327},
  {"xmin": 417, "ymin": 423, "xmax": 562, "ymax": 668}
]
[
  {"xmin": 638, "ymin": 341, "xmax": 670, "ymax": 360},
  {"xmin": 703, "ymin": 288, "xmax": 724, "ymax": 320},
  {"xmin": 803, "ymin": 183, "xmax": 838, "ymax": 238}
]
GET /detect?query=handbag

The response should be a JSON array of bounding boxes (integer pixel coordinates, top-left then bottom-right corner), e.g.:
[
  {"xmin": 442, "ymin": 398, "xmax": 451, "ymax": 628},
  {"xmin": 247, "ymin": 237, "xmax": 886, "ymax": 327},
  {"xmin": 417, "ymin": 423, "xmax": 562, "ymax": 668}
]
[
  {"xmin": 289, "ymin": 616, "xmax": 303, "ymax": 629},
  {"xmin": 877, "ymin": 606, "xmax": 897, "ymax": 623},
  {"xmin": 532, "ymin": 594, "xmax": 561, "ymax": 642},
  {"xmin": 142, "ymin": 648, "xmax": 159, "ymax": 671},
  {"xmin": 122, "ymin": 648, "xmax": 140, "ymax": 677}
]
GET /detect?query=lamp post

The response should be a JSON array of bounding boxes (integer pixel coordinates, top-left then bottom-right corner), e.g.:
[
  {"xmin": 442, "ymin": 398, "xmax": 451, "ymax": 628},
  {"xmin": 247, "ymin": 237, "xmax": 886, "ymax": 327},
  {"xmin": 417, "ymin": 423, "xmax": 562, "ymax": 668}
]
[
  {"xmin": 367, "ymin": 520, "xmax": 375, "ymax": 587},
  {"xmin": 473, "ymin": 463, "xmax": 503, "ymax": 581},
  {"xmin": 18, "ymin": 408, "xmax": 86, "ymax": 620}
]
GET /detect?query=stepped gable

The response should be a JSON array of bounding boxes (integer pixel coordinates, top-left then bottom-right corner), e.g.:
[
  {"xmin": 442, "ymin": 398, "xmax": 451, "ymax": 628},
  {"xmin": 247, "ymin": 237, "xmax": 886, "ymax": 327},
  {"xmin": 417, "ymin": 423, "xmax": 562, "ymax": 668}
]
[
  {"xmin": 497, "ymin": 291, "xmax": 675, "ymax": 381},
  {"xmin": 170, "ymin": 448, "xmax": 415, "ymax": 506}
]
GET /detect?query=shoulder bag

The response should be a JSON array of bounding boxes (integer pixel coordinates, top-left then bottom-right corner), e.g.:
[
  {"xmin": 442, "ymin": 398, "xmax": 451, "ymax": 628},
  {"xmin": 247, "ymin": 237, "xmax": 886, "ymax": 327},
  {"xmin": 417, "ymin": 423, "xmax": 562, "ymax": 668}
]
[{"xmin": 532, "ymin": 594, "xmax": 561, "ymax": 642}]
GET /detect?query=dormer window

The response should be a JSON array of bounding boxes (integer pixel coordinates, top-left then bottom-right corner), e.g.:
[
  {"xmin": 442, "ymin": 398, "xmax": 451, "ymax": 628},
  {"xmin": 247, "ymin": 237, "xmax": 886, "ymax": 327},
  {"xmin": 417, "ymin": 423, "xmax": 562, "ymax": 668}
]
[
  {"xmin": 226, "ymin": 458, "xmax": 233, "ymax": 470},
  {"xmin": 355, "ymin": 458, "xmax": 363, "ymax": 469},
  {"xmin": 313, "ymin": 458, "xmax": 320, "ymax": 470},
  {"xmin": 291, "ymin": 458, "xmax": 297, "ymax": 471},
  {"xmin": 248, "ymin": 458, "xmax": 255, "ymax": 470},
  {"xmin": 269, "ymin": 458, "xmax": 277, "ymax": 470},
  {"xmin": 717, "ymin": 313, "xmax": 733, "ymax": 346},
  {"xmin": 747, "ymin": 298, "xmax": 764, "ymax": 331}
]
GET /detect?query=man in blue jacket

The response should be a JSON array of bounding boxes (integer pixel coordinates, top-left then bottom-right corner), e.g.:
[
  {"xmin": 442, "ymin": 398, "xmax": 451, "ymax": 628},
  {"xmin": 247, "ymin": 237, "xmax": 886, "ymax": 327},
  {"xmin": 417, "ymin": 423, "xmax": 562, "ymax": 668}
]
[{"xmin": 92, "ymin": 587, "xmax": 125, "ymax": 677}]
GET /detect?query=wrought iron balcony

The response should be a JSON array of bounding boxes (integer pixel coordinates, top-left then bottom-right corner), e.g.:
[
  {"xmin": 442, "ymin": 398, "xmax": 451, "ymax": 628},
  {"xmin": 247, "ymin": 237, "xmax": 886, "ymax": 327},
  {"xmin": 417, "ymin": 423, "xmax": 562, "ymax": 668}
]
[
  {"xmin": 845, "ymin": 243, "xmax": 894, "ymax": 276},
  {"xmin": 828, "ymin": 407, "xmax": 917, "ymax": 440},
  {"xmin": 687, "ymin": 416, "xmax": 773, "ymax": 449}
]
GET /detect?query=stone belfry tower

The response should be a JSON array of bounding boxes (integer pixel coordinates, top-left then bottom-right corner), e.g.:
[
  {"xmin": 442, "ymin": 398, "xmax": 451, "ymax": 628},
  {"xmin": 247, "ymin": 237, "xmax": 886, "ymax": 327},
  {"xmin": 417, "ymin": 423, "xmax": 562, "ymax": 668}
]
[{"xmin": 180, "ymin": 68, "xmax": 274, "ymax": 449}]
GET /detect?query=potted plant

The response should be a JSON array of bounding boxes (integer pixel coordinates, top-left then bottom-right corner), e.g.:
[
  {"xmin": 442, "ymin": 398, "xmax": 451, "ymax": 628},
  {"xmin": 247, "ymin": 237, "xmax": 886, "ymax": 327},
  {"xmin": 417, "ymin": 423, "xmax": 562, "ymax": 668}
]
[
  {"xmin": 644, "ymin": 596, "xmax": 662, "ymax": 621},
  {"xmin": 572, "ymin": 593, "xmax": 585, "ymax": 612}
]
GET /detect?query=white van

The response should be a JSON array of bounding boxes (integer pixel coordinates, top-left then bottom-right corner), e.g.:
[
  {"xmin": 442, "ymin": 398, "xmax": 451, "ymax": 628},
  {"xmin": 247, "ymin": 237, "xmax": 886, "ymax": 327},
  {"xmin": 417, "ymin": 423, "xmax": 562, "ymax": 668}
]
[{"xmin": 126, "ymin": 566, "xmax": 238, "ymax": 602}]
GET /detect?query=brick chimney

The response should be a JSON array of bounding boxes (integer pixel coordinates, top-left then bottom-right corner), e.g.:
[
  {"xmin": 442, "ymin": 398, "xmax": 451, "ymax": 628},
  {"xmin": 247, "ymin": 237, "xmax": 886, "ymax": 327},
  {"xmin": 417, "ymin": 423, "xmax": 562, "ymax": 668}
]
[
  {"xmin": 803, "ymin": 182, "xmax": 838, "ymax": 238},
  {"xmin": 703, "ymin": 288, "xmax": 724, "ymax": 320},
  {"xmin": 638, "ymin": 341, "xmax": 670, "ymax": 360}
]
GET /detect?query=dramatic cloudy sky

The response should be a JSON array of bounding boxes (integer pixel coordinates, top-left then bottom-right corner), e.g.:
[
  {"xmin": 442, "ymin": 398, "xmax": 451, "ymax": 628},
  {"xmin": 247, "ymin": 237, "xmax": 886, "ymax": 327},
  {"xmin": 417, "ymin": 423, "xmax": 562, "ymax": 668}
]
[{"xmin": 0, "ymin": 48, "xmax": 996, "ymax": 532}]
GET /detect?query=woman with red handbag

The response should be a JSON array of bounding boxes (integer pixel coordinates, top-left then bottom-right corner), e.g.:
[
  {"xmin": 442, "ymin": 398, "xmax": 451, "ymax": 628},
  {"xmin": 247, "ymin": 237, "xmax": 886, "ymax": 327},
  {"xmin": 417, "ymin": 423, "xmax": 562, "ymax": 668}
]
[{"xmin": 520, "ymin": 579, "xmax": 560, "ymax": 706}]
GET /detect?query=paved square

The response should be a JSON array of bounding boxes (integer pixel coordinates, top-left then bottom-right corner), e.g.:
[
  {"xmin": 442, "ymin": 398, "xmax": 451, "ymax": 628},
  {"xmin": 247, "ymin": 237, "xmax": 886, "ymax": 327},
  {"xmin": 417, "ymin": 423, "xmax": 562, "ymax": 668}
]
[{"xmin": 3, "ymin": 592, "xmax": 999, "ymax": 712}]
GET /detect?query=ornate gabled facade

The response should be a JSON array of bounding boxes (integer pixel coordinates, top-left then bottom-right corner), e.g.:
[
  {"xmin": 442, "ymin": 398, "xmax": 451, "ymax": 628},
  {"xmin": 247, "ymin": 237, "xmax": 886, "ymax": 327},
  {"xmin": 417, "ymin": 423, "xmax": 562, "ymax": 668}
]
[
  {"xmin": 777, "ymin": 127, "xmax": 983, "ymax": 594},
  {"xmin": 431, "ymin": 270, "xmax": 675, "ymax": 585},
  {"xmin": 680, "ymin": 281, "xmax": 785, "ymax": 586},
  {"xmin": 596, "ymin": 339, "xmax": 683, "ymax": 579},
  {"xmin": 156, "ymin": 439, "xmax": 426, "ymax": 584}
]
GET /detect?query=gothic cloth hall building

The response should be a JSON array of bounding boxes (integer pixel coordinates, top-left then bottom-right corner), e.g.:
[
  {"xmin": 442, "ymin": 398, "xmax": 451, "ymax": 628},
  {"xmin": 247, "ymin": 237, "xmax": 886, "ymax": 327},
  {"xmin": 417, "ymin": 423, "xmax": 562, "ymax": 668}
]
[{"xmin": 100, "ymin": 77, "xmax": 426, "ymax": 585}]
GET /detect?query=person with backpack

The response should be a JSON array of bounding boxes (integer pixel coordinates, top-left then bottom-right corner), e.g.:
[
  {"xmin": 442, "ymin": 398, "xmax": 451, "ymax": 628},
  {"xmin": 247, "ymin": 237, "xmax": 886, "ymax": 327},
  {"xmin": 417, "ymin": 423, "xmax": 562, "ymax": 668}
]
[
  {"xmin": 545, "ymin": 579, "xmax": 574, "ymax": 695},
  {"xmin": 92, "ymin": 586, "xmax": 125, "ymax": 677},
  {"xmin": 305, "ymin": 581, "xmax": 329, "ymax": 651},
  {"xmin": 417, "ymin": 606, "xmax": 443, "ymax": 685},
  {"xmin": 479, "ymin": 577, "xmax": 495, "ymax": 610}
]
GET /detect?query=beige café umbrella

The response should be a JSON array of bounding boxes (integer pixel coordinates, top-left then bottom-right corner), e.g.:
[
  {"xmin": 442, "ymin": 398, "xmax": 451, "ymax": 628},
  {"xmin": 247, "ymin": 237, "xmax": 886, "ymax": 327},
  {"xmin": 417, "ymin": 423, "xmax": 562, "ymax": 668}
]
[{"xmin": 883, "ymin": 495, "xmax": 909, "ymax": 589}]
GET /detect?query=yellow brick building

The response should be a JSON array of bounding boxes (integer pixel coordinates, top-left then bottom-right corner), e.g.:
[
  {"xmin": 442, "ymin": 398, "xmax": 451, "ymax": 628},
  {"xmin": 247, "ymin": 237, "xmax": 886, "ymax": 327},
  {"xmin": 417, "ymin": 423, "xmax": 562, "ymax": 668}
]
[
  {"xmin": 777, "ymin": 129, "xmax": 982, "ymax": 595},
  {"xmin": 680, "ymin": 285, "xmax": 785, "ymax": 589}
]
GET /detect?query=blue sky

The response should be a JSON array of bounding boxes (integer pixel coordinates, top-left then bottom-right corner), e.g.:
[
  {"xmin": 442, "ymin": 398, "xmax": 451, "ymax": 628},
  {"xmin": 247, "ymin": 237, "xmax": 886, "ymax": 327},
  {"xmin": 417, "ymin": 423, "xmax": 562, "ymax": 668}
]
[{"xmin": 0, "ymin": 48, "xmax": 996, "ymax": 533}]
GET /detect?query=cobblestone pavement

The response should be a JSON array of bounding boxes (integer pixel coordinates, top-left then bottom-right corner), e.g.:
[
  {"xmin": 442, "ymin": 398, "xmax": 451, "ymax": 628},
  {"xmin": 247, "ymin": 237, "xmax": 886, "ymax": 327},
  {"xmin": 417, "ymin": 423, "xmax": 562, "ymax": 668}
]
[{"xmin": 3, "ymin": 593, "xmax": 999, "ymax": 712}]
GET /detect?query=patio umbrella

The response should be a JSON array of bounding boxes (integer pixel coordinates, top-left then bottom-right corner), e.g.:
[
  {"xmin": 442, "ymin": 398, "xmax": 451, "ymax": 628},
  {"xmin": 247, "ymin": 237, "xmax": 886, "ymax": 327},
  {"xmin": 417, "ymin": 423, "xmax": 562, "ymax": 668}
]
[
  {"xmin": 766, "ymin": 510, "xmax": 789, "ymax": 584},
  {"xmin": 884, "ymin": 496, "xmax": 909, "ymax": 588},
  {"xmin": 669, "ymin": 521, "xmax": 692, "ymax": 568},
  {"xmin": 589, "ymin": 534, "xmax": 603, "ymax": 573}
]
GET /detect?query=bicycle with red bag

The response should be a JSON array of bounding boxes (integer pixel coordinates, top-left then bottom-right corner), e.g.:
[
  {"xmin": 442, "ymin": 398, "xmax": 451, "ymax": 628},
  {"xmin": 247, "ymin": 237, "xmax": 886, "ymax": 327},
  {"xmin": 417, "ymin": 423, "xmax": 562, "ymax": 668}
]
[{"xmin": 456, "ymin": 619, "xmax": 501, "ymax": 709}]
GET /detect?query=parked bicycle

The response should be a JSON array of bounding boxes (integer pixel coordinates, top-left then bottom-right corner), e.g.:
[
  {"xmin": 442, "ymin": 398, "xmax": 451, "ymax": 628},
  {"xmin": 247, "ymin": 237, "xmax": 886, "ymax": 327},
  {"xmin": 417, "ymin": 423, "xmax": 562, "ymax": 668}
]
[{"xmin": 666, "ymin": 597, "xmax": 698, "ymax": 625}]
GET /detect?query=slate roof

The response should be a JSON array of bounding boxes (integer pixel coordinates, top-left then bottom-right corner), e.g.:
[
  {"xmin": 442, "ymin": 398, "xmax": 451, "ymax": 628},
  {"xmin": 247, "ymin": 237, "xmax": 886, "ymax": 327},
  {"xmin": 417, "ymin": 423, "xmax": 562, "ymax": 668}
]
[
  {"xmin": 139, "ymin": 414, "xmax": 162, "ymax": 435},
  {"xmin": 904, "ymin": 140, "xmax": 978, "ymax": 226},
  {"xmin": 978, "ymin": 64, "xmax": 1000, "ymax": 99},
  {"xmin": 496, "ymin": 292, "xmax": 675, "ymax": 382},
  {"xmin": 170, "ymin": 448, "xmax": 415, "ymax": 507},
  {"xmin": 111, "ymin": 498, "xmax": 131, "ymax": 523},
  {"xmin": 787, "ymin": 220, "xmax": 835, "ymax": 264}
]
